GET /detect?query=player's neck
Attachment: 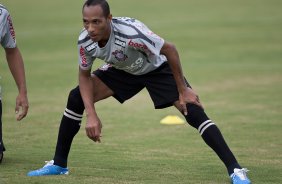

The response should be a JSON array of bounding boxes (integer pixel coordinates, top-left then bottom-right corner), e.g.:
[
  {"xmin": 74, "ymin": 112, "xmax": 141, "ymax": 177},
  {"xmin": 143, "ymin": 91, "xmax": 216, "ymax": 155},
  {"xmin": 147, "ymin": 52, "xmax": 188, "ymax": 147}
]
[
  {"xmin": 98, "ymin": 23, "xmax": 112, "ymax": 48},
  {"xmin": 98, "ymin": 40, "xmax": 108, "ymax": 48}
]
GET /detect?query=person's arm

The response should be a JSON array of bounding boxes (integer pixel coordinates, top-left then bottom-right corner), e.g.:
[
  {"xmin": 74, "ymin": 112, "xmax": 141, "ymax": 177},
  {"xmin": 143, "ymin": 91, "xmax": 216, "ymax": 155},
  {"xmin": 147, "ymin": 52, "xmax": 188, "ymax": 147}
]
[
  {"xmin": 5, "ymin": 47, "xmax": 29, "ymax": 120},
  {"xmin": 160, "ymin": 41, "xmax": 202, "ymax": 115},
  {"xmin": 78, "ymin": 67, "xmax": 102, "ymax": 142}
]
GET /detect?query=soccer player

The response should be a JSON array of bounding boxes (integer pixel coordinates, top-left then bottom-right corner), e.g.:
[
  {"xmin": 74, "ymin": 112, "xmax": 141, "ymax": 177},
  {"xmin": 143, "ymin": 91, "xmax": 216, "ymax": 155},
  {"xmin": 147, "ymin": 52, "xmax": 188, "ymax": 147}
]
[
  {"xmin": 27, "ymin": 0, "xmax": 251, "ymax": 183},
  {"xmin": 0, "ymin": 4, "xmax": 29, "ymax": 163}
]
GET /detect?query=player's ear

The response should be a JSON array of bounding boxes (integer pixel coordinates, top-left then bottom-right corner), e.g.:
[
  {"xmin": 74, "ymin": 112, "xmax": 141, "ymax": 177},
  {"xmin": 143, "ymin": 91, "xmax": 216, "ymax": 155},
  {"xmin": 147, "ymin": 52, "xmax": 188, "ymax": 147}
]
[{"xmin": 107, "ymin": 14, "xmax": 112, "ymax": 21}]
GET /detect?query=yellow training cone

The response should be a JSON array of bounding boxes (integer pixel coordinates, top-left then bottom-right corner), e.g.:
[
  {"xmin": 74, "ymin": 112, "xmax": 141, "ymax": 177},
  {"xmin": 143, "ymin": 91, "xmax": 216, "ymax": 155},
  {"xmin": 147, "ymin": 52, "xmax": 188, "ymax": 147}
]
[{"xmin": 160, "ymin": 115, "xmax": 185, "ymax": 125}]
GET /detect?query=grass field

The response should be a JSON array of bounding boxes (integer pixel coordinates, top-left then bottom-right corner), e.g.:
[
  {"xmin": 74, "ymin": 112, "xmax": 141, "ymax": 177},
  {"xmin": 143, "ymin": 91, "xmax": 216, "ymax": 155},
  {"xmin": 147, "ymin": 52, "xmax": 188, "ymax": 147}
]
[{"xmin": 0, "ymin": 0, "xmax": 282, "ymax": 183}]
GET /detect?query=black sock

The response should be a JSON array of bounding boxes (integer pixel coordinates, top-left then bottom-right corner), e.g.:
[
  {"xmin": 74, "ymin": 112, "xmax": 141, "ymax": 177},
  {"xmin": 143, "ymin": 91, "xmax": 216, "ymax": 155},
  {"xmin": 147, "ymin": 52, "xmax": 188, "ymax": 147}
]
[
  {"xmin": 53, "ymin": 116, "xmax": 81, "ymax": 168},
  {"xmin": 0, "ymin": 100, "xmax": 5, "ymax": 152},
  {"xmin": 53, "ymin": 87, "xmax": 84, "ymax": 168},
  {"xmin": 0, "ymin": 100, "xmax": 3, "ymax": 152},
  {"xmin": 184, "ymin": 104, "xmax": 241, "ymax": 175},
  {"xmin": 201, "ymin": 125, "xmax": 241, "ymax": 175}
]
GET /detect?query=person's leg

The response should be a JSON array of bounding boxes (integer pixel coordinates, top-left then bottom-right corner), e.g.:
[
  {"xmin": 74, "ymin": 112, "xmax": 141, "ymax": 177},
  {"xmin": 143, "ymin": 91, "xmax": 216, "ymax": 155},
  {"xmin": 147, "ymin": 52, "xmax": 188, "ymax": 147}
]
[
  {"xmin": 0, "ymin": 100, "xmax": 3, "ymax": 151},
  {"xmin": 146, "ymin": 62, "xmax": 241, "ymax": 174},
  {"xmin": 27, "ymin": 87, "xmax": 82, "ymax": 176},
  {"xmin": 174, "ymin": 101, "xmax": 241, "ymax": 174},
  {"xmin": 0, "ymin": 100, "xmax": 4, "ymax": 163},
  {"xmin": 27, "ymin": 76, "xmax": 114, "ymax": 176},
  {"xmin": 53, "ymin": 86, "xmax": 84, "ymax": 167},
  {"xmin": 54, "ymin": 76, "xmax": 114, "ymax": 167},
  {"xmin": 144, "ymin": 63, "xmax": 250, "ymax": 183},
  {"xmin": 175, "ymin": 102, "xmax": 251, "ymax": 183}
]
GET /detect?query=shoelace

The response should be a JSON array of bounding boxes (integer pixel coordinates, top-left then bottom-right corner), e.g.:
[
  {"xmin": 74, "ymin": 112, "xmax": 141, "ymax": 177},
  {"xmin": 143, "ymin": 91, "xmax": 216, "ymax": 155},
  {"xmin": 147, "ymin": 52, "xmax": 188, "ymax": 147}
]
[
  {"xmin": 232, "ymin": 168, "xmax": 249, "ymax": 180},
  {"xmin": 43, "ymin": 160, "xmax": 54, "ymax": 168}
]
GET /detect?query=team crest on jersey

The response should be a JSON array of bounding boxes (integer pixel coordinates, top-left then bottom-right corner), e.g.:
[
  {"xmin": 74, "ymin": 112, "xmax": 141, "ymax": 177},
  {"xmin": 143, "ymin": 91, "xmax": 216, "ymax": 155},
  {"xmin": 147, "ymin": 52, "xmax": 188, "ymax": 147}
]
[{"xmin": 112, "ymin": 50, "xmax": 128, "ymax": 62}]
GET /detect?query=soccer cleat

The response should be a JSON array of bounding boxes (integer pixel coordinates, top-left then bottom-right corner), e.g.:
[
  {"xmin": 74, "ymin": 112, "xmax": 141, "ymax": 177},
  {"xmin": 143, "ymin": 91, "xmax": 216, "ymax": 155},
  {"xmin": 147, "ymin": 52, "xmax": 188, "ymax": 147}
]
[
  {"xmin": 0, "ymin": 152, "xmax": 3, "ymax": 163},
  {"xmin": 230, "ymin": 168, "xmax": 251, "ymax": 184},
  {"xmin": 27, "ymin": 160, "xmax": 69, "ymax": 176}
]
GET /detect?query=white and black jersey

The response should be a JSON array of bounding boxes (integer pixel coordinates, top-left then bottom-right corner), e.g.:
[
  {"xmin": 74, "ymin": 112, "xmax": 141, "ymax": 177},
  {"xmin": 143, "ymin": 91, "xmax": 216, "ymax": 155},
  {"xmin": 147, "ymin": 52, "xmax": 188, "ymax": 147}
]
[
  {"xmin": 78, "ymin": 17, "xmax": 166, "ymax": 75},
  {"xmin": 0, "ymin": 4, "xmax": 16, "ymax": 49}
]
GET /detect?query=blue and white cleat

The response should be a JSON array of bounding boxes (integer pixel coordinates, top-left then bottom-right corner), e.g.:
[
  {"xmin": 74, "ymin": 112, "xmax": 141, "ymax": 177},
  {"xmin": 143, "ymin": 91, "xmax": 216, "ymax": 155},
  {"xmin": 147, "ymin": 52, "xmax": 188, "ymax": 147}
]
[
  {"xmin": 230, "ymin": 168, "xmax": 251, "ymax": 184},
  {"xmin": 27, "ymin": 160, "xmax": 69, "ymax": 176}
]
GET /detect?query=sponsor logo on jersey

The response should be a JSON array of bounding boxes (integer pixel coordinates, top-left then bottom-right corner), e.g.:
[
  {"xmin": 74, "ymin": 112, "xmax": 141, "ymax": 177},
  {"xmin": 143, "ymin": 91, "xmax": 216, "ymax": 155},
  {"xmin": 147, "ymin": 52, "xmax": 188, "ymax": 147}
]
[
  {"xmin": 128, "ymin": 40, "xmax": 154, "ymax": 56},
  {"xmin": 7, "ymin": 15, "xmax": 15, "ymax": 41},
  {"xmin": 112, "ymin": 50, "xmax": 128, "ymax": 62},
  {"xmin": 85, "ymin": 43, "xmax": 97, "ymax": 52},
  {"xmin": 115, "ymin": 57, "xmax": 144, "ymax": 72},
  {"xmin": 115, "ymin": 38, "xmax": 126, "ymax": 48},
  {"xmin": 80, "ymin": 46, "xmax": 88, "ymax": 67}
]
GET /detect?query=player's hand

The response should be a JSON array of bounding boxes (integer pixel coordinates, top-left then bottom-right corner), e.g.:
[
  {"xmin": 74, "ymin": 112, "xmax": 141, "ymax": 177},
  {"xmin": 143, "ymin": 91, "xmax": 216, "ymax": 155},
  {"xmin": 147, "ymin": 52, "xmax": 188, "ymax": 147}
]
[
  {"xmin": 85, "ymin": 115, "xmax": 102, "ymax": 143},
  {"xmin": 15, "ymin": 93, "xmax": 29, "ymax": 121},
  {"xmin": 179, "ymin": 87, "xmax": 203, "ymax": 115}
]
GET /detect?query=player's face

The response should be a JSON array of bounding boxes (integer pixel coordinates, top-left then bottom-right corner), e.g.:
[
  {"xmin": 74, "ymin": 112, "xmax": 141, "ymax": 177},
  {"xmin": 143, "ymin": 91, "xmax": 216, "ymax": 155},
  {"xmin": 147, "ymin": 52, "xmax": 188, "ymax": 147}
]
[{"xmin": 82, "ymin": 5, "xmax": 112, "ymax": 44}]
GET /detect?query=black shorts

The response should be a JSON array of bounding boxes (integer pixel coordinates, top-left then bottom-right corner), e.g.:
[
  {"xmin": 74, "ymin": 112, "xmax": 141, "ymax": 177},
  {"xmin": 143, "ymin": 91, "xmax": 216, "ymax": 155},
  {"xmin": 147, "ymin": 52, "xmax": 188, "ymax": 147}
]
[{"xmin": 93, "ymin": 62, "xmax": 191, "ymax": 109}]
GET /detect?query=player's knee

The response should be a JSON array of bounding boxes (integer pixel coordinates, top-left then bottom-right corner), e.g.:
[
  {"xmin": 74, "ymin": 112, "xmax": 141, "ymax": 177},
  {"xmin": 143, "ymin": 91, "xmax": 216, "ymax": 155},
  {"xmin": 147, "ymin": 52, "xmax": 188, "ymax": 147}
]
[
  {"xmin": 67, "ymin": 86, "xmax": 84, "ymax": 113},
  {"xmin": 184, "ymin": 103, "xmax": 210, "ymax": 129}
]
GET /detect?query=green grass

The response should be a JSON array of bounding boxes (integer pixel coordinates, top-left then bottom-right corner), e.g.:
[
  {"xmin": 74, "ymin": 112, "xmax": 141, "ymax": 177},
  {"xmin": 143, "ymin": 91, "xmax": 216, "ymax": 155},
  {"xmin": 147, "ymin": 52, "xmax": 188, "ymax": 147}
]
[{"xmin": 1, "ymin": 0, "xmax": 282, "ymax": 183}]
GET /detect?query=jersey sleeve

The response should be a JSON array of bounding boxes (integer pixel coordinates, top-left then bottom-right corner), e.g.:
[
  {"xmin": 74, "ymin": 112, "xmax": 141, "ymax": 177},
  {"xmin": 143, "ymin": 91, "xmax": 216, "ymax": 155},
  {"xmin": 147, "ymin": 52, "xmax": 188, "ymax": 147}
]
[
  {"xmin": 77, "ymin": 30, "xmax": 95, "ymax": 70},
  {"xmin": 0, "ymin": 8, "xmax": 17, "ymax": 48},
  {"xmin": 78, "ymin": 45, "xmax": 94, "ymax": 70}
]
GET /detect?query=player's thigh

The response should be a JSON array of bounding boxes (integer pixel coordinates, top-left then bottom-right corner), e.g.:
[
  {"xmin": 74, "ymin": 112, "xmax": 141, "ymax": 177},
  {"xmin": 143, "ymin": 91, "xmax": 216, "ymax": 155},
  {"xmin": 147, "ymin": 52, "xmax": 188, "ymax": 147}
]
[{"xmin": 91, "ymin": 74, "xmax": 114, "ymax": 102}]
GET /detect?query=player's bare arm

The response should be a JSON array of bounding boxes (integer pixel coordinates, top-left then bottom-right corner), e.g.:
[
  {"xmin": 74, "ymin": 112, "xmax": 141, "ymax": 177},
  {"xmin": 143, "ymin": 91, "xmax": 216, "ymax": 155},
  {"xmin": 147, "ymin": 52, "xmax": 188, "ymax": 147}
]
[
  {"xmin": 160, "ymin": 41, "xmax": 202, "ymax": 114},
  {"xmin": 5, "ymin": 47, "xmax": 29, "ymax": 120},
  {"xmin": 79, "ymin": 68, "xmax": 102, "ymax": 142}
]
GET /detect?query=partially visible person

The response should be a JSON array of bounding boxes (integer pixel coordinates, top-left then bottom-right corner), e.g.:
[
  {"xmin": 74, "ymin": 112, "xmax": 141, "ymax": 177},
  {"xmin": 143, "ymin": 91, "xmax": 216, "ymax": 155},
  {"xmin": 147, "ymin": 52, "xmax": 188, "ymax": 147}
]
[{"xmin": 0, "ymin": 4, "xmax": 29, "ymax": 163}]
